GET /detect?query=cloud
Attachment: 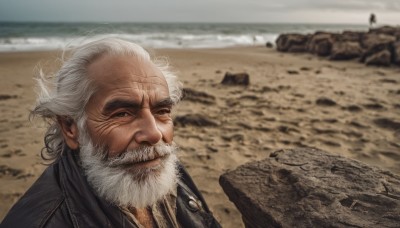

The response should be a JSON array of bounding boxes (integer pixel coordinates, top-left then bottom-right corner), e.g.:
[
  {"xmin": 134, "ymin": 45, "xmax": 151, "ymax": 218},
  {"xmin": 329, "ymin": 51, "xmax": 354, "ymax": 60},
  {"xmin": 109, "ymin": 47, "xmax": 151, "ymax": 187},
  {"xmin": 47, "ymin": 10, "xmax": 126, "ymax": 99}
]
[
  {"xmin": 259, "ymin": 0, "xmax": 400, "ymax": 12},
  {"xmin": 0, "ymin": 0, "xmax": 399, "ymax": 23}
]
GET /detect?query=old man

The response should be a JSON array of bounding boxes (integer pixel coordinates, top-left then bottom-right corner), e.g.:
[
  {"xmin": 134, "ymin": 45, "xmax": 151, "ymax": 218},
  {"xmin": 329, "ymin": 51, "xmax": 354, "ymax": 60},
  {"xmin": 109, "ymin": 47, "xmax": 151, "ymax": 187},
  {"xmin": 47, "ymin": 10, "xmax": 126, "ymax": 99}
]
[{"xmin": 1, "ymin": 38, "xmax": 220, "ymax": 228}]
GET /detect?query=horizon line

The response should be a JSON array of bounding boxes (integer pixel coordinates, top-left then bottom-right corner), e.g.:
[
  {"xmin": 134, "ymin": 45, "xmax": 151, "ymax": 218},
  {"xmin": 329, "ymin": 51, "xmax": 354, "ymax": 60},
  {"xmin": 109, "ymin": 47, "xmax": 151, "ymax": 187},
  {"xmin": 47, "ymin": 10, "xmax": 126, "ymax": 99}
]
[{"xmin": 0, "ymin": 20, "xmax": 373, "ymax": 26}]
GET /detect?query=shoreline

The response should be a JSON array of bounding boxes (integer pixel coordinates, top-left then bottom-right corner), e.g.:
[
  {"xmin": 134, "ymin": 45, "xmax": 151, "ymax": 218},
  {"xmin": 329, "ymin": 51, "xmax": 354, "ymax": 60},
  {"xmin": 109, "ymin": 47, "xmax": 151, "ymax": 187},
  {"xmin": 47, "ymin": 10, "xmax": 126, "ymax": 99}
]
[{"xmin": 1, "ymin": 46, "xmax": 399, "ymax": 227}]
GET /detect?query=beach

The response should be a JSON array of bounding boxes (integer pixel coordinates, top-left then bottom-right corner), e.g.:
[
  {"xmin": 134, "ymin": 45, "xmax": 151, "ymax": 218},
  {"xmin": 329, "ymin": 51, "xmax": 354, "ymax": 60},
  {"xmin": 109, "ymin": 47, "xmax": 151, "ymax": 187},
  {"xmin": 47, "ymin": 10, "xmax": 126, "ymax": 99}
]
[{"xmin": 1, "ymin": 46, "xmax": 400, "ymax": 227}]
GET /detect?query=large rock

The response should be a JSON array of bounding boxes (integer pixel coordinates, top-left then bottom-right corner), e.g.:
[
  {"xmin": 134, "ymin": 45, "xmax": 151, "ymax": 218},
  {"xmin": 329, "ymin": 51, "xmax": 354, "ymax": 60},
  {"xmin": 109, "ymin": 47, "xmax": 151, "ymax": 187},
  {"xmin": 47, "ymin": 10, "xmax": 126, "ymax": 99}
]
[
  {"xmin": 365, "ymin": 49, "xmax": 392, "ymax": 66},
  {"xmin": 219, "ymin": 148, "xmax": 400, "ymax": 228},
  {"xmin": 307, "ymin": 33, "xmax": 335, "ymax": 56},
  {"xmin": 338, "ymin": 31, "xmax": 365, "ymax": 43},
  {"xmin": 360, "ymin": 33, "xmax": 396, "ymax": 51},
  {"xmin": 221, "ymin": 72, "xmax": 250, "ymax": 86},
  {"xmin": 360, "ymin": 33, "xmax": 396, "ymax": 65},
  {"xmin": 274, "ymin": 26, "xmax": 400, "ymax": 67},
  {"xmin": 393, "ymin": 41, "xmax": 400, "ymax": 65},
  {"xmin": 275, "ymin": 34, "xmax": 309, "ymax": 52},
  {"xmin": 330, "ymin": 41, "xmax": 363, "ymax": 60},
  {"xmin": 369, "ymin": 26, "xmax": 400, "ymax": 39}
]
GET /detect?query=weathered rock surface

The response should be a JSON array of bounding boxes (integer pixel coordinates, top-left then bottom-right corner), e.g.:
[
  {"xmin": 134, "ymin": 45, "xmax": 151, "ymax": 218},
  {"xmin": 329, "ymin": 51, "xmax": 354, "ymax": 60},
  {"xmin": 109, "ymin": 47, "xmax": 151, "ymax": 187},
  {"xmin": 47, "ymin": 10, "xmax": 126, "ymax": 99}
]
[
  {"xmin": 275, "ymin": 26, "xmax": 400, "ymax": 67},
  {"xmin": 276, "ymin": 34, "xmax": 309, "ymax": 52},
  {"xmin": 307, "ymin": 33, "xmax": 335, "ymax": 56},
  {"xmin": 360, "ymin": 33, "xmax": 396, "ymax": 50},
  {"xmin": 393, "ymin": 41, "xmax": 400, "ymax": 65},
  {"xmin": 330, "ymin": 41, "xmax": 363, "ymax": 60},
  {"xmin": 219, "ymin": 148, "xmax": 400, "ymax": 228},
  {"xmin": 221, "ymin": 72, "xmax": 250, "ymax": 86},
  {"xmin": 369, "ymin": 26, "xmax": 400, "ymax": 39},
  {"xmin": 365, "ymin": 49, "xmax": 392, "ymax": 66},
  {"xmin": 338, "ymin": 31, "xmax": 364, "ymax": 43}
]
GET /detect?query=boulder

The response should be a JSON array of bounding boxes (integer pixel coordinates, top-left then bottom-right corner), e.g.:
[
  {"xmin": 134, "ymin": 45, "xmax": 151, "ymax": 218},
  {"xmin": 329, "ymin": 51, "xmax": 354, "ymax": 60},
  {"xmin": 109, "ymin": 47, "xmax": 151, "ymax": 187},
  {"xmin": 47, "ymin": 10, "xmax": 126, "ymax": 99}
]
[
  {"xmin": 360, "ymin": 33, "xmax": 396, "ymax": 50},
  {"xmin": 287, "ymin": 44, "xmax": 307, "ymax": 53},
  {"xmin": 338, "ymin": 31, "xmax": 365, "ymax": 43},
  {"xmin": 393, "ymin": 41, "xmax": 400, "ymax": 65},
  {"xmin": 330, "ymin": 41, "xmax": 363, "ymax": 60},
  {"xmin": 307, "ymin": 33, "xmax": 335, "ymax": 56},
  {"xmin": 365, "ymin": 49, "xmax": 392, "ymax": 66},
  {"xmin": 275, "ymin": 34, "xmax": 309, "ymax": 52},
  {"xmin": 266, "ymin": 42, "xmax": 273, "ymax": 48},
  {"xmin": 360, "ymin": 33, "xmax": 396, "ymax": 64},
  {"xmin": 369, "ymin": 26, "xmax": 400, "ymax": 39},
  {"xmin": 219, "ymin": 148, "xmax": 400, "ymax": 228},
  {"xmin": 221, "ymin": 72, "xmax": 250, "ymax": 86}
]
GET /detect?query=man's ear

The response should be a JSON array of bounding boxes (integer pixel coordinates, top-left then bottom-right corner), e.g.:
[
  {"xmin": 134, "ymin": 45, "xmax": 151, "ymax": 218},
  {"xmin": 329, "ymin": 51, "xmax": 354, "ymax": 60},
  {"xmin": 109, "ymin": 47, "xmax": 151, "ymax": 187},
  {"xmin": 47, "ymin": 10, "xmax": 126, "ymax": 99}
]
[{"xmin": 57, "ymin": 116, "xmax": 79, "ymax": 150}]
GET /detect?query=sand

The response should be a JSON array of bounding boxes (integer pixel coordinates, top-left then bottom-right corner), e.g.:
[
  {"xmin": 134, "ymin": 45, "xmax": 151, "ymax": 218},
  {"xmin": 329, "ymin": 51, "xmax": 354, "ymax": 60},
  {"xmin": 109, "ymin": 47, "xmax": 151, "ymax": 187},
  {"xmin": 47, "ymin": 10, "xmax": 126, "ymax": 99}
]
[{"xmin": 1, "ymin": 46, "xmax": 399, "ymax": 227}]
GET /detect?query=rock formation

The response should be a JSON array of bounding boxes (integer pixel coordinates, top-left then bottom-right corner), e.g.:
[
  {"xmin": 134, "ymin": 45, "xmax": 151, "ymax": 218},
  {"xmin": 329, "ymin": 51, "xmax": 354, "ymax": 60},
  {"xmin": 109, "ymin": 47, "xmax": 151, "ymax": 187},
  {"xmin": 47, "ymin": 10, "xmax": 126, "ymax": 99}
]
[
  {"xmin": 330, "ymin": 41, "xmax": 363, "ymax": 60},
  {"xmin": 276, "ymin": 34, "xmax": 309, "ymax": 52},
  {"xmin": 276, "ymin": 26, "xmax": 400, "ymax": 67},
  {"xmin": 220, "ymin": 148, "xmax": 400, "ymax": 228}
]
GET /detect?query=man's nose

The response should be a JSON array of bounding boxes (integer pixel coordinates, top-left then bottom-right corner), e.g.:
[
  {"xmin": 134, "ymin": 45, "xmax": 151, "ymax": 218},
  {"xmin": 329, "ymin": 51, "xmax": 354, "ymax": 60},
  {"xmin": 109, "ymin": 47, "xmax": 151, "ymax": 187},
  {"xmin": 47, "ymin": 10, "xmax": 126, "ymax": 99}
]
[{"xmin": 134, "ymin": 110, "xmax": 163, "ymax": 145}]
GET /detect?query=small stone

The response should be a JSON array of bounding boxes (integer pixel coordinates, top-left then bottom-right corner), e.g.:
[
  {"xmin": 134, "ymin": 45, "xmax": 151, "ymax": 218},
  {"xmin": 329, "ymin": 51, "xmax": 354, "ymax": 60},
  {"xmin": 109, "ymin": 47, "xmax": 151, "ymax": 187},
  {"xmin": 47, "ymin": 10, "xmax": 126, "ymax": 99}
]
[
  {"xmin": 174, "ymin": 114, "xmax": 220, "ymax": 127},
  {"xmin": 316, "ymin": 97, "xmax": 337, "ymax": 106},
  {"xmin": 287, "ymin": 70, "xmax": 299, "ymax": 75},
  {"xmin": 221, "ymin": 72, "xmax": 250, "ymax": 86},
  {"xmin": 182, "ymin": 88, "xmax": 216, "ymax": 105},
  {"xmin": 373, "ymin": 118, "xmax": 400, "ymax": 131}
]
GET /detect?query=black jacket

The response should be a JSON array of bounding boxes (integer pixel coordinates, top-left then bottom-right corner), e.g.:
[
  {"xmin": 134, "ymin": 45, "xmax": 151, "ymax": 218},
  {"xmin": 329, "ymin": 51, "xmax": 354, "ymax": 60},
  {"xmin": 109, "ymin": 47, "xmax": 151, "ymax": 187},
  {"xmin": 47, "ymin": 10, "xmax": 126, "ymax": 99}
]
[{"xmin": 0, "ymin": 150, "xmax": 221, "ymax": 228}]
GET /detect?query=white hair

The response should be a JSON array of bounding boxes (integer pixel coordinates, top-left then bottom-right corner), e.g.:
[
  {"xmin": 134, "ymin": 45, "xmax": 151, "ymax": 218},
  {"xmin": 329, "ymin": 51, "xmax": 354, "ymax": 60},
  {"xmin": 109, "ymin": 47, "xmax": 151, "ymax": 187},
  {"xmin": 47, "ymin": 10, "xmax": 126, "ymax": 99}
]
[{"xmin": 30, "ymin": 37, "xmax": 182, "ymax": 162}]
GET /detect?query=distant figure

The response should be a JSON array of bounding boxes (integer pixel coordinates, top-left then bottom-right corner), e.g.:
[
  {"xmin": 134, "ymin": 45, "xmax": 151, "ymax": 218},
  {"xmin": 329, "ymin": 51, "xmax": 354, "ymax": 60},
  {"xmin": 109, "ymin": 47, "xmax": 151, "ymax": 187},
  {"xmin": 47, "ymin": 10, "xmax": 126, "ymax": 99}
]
[{"xmin": 369, "ymin": 13, "xmax": 377, "ymax": 28}]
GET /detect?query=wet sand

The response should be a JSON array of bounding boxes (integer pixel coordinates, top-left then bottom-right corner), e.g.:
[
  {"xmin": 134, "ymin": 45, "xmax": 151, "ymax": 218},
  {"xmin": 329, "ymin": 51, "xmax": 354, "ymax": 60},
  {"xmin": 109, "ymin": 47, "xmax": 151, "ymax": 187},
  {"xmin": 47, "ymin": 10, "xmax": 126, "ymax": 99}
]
[{"xmin": 1, "ymin": 46, "xmax": 400, "ymax": 227}]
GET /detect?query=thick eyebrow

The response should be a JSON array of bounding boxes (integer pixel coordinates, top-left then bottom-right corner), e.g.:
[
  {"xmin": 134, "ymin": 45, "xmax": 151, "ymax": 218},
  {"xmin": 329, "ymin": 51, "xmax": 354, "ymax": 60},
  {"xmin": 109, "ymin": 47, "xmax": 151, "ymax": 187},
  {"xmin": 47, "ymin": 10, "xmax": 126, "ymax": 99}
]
[
  {"xmin": 102, "ymin": 97, "xmax": 174, "ymax": 115},
  {"xmin": 102, "ymin": 99, "xmax": 141, "ymax": 115},
  {"xmin": 151, "ymin": 98, "xmax": 174, "ymax": 109}
]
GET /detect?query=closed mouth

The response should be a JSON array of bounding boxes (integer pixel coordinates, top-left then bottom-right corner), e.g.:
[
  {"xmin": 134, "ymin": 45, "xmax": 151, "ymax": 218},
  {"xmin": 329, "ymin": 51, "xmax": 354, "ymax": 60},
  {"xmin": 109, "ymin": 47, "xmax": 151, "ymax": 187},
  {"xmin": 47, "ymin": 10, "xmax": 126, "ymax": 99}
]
[{"xmin": 115, "ymin": 154, "xmax": 168, "ymax": 170}]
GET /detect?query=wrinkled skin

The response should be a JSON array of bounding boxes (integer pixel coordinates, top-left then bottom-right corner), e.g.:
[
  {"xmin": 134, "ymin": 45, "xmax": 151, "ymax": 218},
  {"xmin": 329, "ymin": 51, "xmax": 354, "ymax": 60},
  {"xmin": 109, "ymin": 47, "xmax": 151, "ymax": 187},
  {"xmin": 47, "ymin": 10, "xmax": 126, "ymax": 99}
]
[{"xmin": 84, "ymin": 54, "xmax": 174, "ymax": 168}]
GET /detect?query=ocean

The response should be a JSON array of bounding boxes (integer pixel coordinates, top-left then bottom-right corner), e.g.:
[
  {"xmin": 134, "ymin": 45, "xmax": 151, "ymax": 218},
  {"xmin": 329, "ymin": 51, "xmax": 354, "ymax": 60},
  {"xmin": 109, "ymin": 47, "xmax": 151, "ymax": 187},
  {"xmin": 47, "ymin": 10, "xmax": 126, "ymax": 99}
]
[{"xmin": 0, "ymin": 22, "xmax": 369, "ymax": 52}]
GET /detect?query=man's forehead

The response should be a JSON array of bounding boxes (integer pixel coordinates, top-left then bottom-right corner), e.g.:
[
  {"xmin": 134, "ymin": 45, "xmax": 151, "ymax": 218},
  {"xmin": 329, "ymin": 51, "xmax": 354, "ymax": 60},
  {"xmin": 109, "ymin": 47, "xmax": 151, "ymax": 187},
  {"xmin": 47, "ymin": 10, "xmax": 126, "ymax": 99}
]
[
  {"xmin": 87, "ymin": 53, "xmax": 167, "ymax": 85},
  {"xmin": 124, "ymin": 56, "xmax": 163, "ymax": 78}
]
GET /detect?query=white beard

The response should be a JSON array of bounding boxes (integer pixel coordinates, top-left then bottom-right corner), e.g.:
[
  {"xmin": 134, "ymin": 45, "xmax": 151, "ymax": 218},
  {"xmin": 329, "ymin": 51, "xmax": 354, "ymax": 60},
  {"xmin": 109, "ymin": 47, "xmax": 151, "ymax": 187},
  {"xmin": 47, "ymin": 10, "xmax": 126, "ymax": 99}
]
[{"xmin": 78, "ymin": 137, "xmax": 179, "ymax": 209}]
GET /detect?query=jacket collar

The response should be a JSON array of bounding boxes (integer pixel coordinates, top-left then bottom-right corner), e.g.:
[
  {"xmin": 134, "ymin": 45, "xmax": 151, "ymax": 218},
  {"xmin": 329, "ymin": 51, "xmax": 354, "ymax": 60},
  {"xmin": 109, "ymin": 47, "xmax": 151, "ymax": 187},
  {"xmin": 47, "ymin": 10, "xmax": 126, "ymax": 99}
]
[{"xmin": 58, "ymin": 149, "xmax": 134, "ymax": 228}]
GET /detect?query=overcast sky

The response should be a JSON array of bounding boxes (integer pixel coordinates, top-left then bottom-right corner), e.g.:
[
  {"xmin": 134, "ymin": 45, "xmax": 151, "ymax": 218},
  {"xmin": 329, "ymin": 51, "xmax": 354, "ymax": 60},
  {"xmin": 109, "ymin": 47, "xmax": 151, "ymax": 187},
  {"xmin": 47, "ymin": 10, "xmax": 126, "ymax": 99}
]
[{"xmin": 0, "ymin": 0, "xmax": 399, "ymax": 24}]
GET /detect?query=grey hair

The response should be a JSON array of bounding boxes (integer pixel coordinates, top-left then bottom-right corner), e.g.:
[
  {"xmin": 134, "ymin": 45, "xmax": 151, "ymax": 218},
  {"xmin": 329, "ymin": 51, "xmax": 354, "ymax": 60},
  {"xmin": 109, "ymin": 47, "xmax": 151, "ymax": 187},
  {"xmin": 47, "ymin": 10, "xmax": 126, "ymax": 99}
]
[{"xmin": 31, "ymin": 37, "xmax": 182, "ymax": 162}]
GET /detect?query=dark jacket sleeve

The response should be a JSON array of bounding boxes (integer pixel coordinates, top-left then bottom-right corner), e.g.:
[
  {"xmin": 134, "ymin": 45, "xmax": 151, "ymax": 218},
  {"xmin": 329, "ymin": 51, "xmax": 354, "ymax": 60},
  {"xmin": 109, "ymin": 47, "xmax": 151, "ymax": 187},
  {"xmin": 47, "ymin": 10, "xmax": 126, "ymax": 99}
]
[
  {"xmin": 177, "ymin": 164, "xmax": 222, "ymax": 228},
  {"xmin": 0, "ymin": 166, "xmax": 70, "ymax": 228}
]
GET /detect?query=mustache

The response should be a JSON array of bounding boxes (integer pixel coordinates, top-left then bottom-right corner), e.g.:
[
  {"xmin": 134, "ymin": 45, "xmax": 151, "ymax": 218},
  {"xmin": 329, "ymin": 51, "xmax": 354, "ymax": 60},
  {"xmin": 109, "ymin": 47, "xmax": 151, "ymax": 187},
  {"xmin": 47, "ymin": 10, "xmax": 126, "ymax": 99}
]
[{"xmin": 105, "ymin": 143, "xmax": 177, "ymax": 168}]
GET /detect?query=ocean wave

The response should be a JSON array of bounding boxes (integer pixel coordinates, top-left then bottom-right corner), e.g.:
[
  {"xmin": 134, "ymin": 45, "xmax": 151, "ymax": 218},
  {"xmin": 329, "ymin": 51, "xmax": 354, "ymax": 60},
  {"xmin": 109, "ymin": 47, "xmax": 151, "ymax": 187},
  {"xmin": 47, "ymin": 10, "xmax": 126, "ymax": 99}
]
[
  {"xmin": 0, "ymin": 22, "xmax": 367, "ymax": 52},
  {"xmin": 0, "ymin": 33, "xmax": 279, "ymax": 52}
]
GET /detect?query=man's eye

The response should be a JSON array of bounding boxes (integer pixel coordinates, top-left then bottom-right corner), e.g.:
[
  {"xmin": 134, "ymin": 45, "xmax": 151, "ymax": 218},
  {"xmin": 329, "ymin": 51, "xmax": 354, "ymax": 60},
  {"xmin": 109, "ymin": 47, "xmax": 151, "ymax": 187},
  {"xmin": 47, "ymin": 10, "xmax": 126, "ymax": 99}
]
[
  {"xmin": 156, "ymin": 109, "xmax": 171, "ymax": 115},
  {"xmin": 114, "ymin": 112, "xmax": 130, "ymax": 118}
]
